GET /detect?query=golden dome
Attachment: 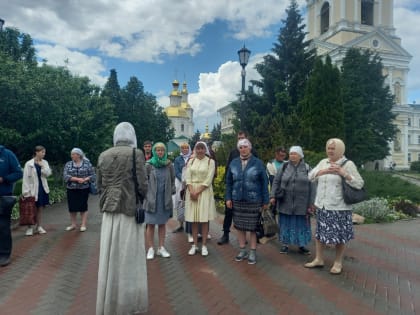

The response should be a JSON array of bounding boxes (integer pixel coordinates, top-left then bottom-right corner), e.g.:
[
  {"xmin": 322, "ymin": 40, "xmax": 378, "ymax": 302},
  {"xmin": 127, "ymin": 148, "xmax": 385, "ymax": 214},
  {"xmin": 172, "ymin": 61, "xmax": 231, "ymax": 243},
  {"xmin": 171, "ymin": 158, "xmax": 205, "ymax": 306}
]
[
  {"xmin": 165, "ymin": 106, "xmax": 188, "ymax": 118},
  {"xmin": 181, "ymin": 101, "xmax": 191, "ymax": 109},
  {"xmin": 200, "ymin": 123, "xmax": 211, "ymax": 140}
]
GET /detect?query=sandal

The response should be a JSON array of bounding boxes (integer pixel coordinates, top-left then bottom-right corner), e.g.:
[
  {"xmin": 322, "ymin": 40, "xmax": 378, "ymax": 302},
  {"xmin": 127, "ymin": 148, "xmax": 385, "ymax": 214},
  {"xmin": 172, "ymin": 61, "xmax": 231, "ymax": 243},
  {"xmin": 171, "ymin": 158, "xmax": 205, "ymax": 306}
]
[
  {"xmin": 304, "ymin": 260, "xmax": 324, "ymax": 268},
  {"xmin": 330, "ymin": 263, "xmax": 342, "ymax": 275}
]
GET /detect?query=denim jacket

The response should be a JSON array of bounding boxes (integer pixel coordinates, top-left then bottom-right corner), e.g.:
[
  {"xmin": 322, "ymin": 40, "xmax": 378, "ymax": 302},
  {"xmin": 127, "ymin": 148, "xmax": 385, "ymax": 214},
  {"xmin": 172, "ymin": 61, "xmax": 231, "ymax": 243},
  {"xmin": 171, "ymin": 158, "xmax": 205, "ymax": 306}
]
[{"xmin": 225, "ymin": 155, "xmax": 269, "ymax": 204}]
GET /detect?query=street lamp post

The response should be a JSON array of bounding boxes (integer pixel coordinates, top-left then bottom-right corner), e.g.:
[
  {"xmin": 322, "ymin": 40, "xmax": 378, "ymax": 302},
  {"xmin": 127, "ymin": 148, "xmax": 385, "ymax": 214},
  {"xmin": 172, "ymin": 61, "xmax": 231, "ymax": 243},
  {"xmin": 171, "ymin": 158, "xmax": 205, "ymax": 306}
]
[
  {"xmin": 0, "ymin": 18, "xmax": 4, "ymax": 31},
  {"xmin": 237, "ymin": 45, "xmax": 251, "ymax": 130}
]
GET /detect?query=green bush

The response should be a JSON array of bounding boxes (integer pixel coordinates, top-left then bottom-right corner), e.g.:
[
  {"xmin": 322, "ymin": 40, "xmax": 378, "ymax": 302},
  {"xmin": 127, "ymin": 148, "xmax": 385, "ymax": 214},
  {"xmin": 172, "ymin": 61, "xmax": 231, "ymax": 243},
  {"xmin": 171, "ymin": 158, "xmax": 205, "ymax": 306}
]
[
  {"xmin": 388, "ymin": 197, "xmax": 418, "ymax": 217},
  {"xmin": 353, "ymin": 197, "xmax": 404, "ymax": 223},
  {"xmin": 410, "ymin": 161, "xmax": 420, "ymax": 172},
  {"xmin": 10, "ymin": 181, "xmax": 66, "ymax": 220},
  {"xmin": 361, "ymin": 170, "xmax": 420, "ymax": 203},
  {"xmin": 213, "ymin": 166, "xmax": 226, "ymax": 201}
]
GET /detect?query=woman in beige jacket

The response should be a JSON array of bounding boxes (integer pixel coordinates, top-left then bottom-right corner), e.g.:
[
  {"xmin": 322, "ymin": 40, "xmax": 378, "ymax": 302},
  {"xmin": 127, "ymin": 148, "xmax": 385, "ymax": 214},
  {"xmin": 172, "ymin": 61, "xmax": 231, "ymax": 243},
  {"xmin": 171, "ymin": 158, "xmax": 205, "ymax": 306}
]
[{"xmin": 22, "ymin": 145, "xmax": 52, "ymax": 236}]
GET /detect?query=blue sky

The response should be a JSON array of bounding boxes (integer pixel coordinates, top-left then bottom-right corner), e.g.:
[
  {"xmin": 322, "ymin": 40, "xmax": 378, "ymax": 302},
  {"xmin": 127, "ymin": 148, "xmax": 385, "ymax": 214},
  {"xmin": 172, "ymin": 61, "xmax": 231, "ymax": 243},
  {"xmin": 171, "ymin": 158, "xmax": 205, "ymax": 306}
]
[{"xmin": 2, "ymin": 1, "xmax": 420, "ymax": 133}]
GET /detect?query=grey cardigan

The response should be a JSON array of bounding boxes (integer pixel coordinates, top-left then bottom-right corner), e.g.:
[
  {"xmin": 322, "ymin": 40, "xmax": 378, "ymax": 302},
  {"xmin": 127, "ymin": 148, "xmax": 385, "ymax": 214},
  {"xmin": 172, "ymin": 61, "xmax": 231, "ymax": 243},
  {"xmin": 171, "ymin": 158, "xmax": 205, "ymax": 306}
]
[
  {"xmin": 144, "ymin": 162, "xmax": 175, "ymax": 214},
  {"xmin": 270, "ymin": 160, "xmax": 315, "ymax": 216}
]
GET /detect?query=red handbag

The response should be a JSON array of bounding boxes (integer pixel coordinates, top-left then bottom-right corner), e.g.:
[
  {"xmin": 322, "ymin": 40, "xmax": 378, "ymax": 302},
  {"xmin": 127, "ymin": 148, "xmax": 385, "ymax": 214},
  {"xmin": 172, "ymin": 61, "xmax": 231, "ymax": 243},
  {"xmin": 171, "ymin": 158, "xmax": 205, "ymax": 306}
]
[{"xmin": 19, "ymin": 196, "xmax": 37, "ymax": 226}]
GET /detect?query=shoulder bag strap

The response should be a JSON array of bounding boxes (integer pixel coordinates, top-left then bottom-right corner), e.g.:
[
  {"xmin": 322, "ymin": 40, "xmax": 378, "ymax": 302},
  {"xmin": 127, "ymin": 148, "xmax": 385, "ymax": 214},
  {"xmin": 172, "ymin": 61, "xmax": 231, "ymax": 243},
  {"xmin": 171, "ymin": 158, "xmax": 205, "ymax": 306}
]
[{"xmin": 132, "ymin": 148, "xmax": 140, "ymax": 204}]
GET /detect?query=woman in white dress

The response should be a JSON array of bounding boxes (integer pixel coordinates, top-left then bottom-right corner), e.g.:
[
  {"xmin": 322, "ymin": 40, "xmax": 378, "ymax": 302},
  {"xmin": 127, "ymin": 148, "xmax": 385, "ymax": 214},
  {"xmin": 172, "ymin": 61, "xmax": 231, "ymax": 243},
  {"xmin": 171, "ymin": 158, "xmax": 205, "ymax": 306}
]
[
  {"xmin": 96, "ymin": 122, "xmax": 148, "ymax": 315},
  {"xmin": 184, "ymin": 141, "xmax": 216, "ymax": 256}
]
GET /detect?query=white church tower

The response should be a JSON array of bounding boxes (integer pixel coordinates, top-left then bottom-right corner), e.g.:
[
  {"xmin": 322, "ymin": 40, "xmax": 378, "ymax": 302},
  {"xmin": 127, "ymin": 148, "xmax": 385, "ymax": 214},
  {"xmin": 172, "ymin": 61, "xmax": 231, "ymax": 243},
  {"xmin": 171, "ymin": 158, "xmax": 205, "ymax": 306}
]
[{"xmin": 306, "ymin": 0, "xmax": 419, "ymax": 169}]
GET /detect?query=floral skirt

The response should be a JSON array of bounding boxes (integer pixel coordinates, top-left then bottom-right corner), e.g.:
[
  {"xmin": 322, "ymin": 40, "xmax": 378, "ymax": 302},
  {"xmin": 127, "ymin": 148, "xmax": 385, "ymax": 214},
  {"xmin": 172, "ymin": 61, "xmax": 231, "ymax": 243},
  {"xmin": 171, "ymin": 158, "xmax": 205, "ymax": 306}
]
[
  {"xmin": 315, "ymin": 208, "xmax": 354, "ymax": 244},
  {"xmin": 279, "ymin": 213, "xmax": 311, "ymax": 246}
]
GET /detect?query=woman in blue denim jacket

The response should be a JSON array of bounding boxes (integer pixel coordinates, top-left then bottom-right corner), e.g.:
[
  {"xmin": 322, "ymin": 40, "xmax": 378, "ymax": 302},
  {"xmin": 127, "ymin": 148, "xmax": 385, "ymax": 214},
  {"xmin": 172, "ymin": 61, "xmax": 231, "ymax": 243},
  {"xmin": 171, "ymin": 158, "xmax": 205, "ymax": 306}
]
[{"xmin": 225, "ymin": 139, "xmax": 269, "ymax": 265}]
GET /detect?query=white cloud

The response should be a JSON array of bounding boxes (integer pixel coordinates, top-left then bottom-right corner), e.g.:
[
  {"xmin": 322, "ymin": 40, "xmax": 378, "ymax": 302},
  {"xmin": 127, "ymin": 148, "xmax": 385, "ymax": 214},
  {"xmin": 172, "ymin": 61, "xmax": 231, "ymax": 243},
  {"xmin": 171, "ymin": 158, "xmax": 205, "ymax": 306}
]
[
  {"xmin": 158, "ymin": 54, "xmax": 265, "ymax": 132},
  {"xmin": 2, "ymin": 0, "xmax": 293, "ymax": 62},
  {"xmin": 35, "ymin": 44, "xmax": 107, "ymax": 86}
]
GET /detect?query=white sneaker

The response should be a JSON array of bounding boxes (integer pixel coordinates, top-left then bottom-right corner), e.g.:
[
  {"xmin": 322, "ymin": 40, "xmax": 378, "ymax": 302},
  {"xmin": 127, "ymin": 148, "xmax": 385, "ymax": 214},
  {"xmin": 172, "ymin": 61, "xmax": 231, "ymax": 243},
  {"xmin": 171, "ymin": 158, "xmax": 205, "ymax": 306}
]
[
  {"xmin": 201, "ymin": 245, "xmax": 209, "ymax": 256},
  {"xmin": 146, "ymin": 247, "xmax": 155, "ymax": 260},
  {"xmin": 188, "ymin": 245, "xmax": 197, "ymax": 255},
  {"xmin": 157, "ymin": 246, "xmax": 171, "ymax": 258},
  {"xmin": 25, "ymin": 227, "xmax": 33, "ymax": 236},
  {"xmin": 207, "ymin": 234, "xmax": 212, "ymax": 240},
  {"xmin": 37, "ymin": 226, "xmax": 47, "ymax": 234},
  {"xmin": 188, "ymin": 234, "xmax": 193, "ymax": 243}
]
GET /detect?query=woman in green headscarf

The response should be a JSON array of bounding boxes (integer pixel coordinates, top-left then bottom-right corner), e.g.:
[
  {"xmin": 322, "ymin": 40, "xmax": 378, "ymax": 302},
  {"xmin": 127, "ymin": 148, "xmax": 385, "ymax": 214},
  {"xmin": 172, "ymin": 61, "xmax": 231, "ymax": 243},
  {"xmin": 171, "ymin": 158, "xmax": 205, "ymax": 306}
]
[{"xmin": 144, "ymin": 142, "xmax": 175, "ymax": 260}]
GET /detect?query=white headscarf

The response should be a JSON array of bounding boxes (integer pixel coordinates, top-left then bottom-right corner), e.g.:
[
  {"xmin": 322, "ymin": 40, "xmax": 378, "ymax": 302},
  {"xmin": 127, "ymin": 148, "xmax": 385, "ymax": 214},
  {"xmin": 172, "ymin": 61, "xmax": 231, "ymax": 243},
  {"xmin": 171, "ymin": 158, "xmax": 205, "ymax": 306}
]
[
  {"xmin": 113, "ymin": 122, "xmax": 137, "ymax": 148},
  {"xmin": 237, "ymin": 138, "xmax": 252, "ymax": 150},
  {"xmin": 289, "ymin": 146, "xmax": 304, "ymax": 158},
  {"xmin": 71, "ymin": 147, "xmax": 84, "ymax": 158},
  {"xmin": 194, "ymin": 141, "xmax": 210, "ymax": 156}
]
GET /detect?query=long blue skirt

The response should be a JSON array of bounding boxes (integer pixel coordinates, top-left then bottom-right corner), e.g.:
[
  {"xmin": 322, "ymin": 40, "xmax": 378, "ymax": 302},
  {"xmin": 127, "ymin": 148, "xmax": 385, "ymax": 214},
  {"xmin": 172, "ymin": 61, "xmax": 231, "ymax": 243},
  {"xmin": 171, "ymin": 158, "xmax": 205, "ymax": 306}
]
[{"xmin": 278, "ymin": 213, "xmax": 311, "ymax": 246}]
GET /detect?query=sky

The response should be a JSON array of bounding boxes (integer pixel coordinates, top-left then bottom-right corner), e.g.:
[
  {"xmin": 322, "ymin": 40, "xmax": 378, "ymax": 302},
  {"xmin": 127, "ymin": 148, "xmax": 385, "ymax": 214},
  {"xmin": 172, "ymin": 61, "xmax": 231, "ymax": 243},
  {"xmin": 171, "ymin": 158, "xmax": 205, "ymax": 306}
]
[{"xmin": 1, "ymin": 1, "xmax": 420, "ymax": 133}]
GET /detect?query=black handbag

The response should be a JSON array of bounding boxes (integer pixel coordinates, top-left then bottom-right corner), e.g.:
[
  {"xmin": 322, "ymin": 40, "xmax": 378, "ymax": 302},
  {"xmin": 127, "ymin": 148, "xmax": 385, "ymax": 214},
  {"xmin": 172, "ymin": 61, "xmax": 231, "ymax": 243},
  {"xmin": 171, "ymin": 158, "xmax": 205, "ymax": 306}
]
[
  {"xmin": 132, "ymin": 148, "xmax": 145, "ymax": 224},
  {"xmin": 0, "ymin": 195, "xmax": 17, "ymax": 216},
  {"xmin": 341, "ymin": 160, "xmax": 367, "ymax": 204}
]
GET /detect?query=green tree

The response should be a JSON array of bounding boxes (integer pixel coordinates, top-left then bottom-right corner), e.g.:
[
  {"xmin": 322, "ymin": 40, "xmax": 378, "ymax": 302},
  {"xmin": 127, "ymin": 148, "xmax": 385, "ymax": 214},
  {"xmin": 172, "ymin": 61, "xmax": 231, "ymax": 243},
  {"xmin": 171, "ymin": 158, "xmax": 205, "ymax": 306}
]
[
  {"xmin": 254, "ymin": 0, "xmax": 315, "ymax": 115},
  {"xmin": 0, "ymin": 27, "xmax": 36, "ymax": 65},
  {"xmin": 120, "ymin": 76, "xmax": 174, "ymax": 144},
  {"xmin": 299, "ymin": 56, "xmax": 344, "ymax": 151},
  {"xmin": 190, "ymin": 130, "xmax": 201, "ymax": 149},
  {"xmin": 236, "ymin": 0, "xmax": 316, "ymax": 155},
  {"xmin": 211, "ymin": 123, "xmax": 222, "ymax": 142},
  {"xmin": 341, "ymin": 48, "xmax": 396, "ymax": 165}
]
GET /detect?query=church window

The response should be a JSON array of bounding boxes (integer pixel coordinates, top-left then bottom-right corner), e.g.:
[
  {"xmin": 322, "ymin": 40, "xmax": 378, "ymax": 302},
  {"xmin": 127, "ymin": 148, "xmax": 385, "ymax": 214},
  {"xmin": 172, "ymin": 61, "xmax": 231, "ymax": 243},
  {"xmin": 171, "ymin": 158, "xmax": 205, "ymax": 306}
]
[
  {"xmin": 408, "ymin": 134, "xmax": 411, "ymax": 144},
  {"xmin": 181, "ymin": 124, "xmax": 184, "ymax": 132},
  {"xmin": 418, "ymin": 135, "xmax": 420, "ymax": 144},
  {"xmin": 408, "ymin": 118, "xmax": 411, "ymax": 127},
  {"xmin": 408, "ymin": 153, "xmax": 411, "ymax": 163},
  {"xmin": 320, "ymin": 2, "xmax": 330, "ymax": 34},
  {"xmin": 361, "ymin": 0, "xmax": 374, "ymax": 26}
]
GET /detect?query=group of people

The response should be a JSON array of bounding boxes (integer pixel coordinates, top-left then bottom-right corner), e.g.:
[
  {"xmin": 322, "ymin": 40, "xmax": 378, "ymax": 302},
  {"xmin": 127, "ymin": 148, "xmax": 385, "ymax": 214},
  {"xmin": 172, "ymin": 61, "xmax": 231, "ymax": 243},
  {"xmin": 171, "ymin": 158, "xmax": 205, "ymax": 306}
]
[{"xmin": 1, "ymin": 125, "xmax": 365, "ymax": 314}]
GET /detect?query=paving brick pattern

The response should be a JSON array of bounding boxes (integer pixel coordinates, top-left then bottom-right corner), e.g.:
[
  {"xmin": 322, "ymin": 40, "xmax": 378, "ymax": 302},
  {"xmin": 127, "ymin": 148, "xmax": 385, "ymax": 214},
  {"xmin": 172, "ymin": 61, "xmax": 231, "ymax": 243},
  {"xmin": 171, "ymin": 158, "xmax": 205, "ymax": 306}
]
[{"xmin": 0, "ymin": 195, "xmax": 419, "ymax": 315}]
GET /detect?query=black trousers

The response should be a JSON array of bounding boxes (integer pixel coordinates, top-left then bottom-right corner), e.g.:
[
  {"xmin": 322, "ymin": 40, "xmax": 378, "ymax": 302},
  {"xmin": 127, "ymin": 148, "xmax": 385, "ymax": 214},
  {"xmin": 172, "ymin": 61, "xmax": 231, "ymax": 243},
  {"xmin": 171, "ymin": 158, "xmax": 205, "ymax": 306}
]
[
  {"xmin": 222, "ymin": 206, "xmax": 233, "ymax": 233},
  {"xmin": 0, "ymin": 213, "xmax": 12, "ymax": 258}
]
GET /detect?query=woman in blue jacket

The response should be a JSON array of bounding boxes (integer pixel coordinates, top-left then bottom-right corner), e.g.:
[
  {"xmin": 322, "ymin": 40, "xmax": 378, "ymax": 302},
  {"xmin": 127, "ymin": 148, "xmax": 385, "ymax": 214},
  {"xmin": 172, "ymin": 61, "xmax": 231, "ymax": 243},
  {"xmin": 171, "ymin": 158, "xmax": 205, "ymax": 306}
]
[{"xmin": 225, "ymin": 139, "xmax": 269, "ymax": 265}]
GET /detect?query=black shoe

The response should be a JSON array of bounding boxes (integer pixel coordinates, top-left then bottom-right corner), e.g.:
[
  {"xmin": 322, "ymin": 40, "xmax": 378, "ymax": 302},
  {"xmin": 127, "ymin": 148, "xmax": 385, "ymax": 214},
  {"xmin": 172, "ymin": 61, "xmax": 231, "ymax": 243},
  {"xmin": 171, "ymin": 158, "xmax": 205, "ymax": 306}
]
[
  {"xmin": 0, "ymin": 257, "xmax": 11, "ymax": 267},
  {"xmin": 279, "ymin": 246, "xmax": 288, "ymax": 254},
  {"xmin": 217, "ymin": 234, "xmax": 229, "ymax": 245},
  {"xmin": 299, "ymin": 246, "xmax": 311, "ymax": 255},
  {"xmin": 172, "ymin": 226, "xmax": 184, "ymax": 233}
]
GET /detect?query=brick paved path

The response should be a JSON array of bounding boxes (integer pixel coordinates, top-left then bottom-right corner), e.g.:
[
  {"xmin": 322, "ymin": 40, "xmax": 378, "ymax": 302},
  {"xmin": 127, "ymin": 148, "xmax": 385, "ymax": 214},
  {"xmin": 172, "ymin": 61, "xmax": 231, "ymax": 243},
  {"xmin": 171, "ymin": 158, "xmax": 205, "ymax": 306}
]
[{"xmin": 0, "ymin": 195, "xmax": 419, "ymax": 315}]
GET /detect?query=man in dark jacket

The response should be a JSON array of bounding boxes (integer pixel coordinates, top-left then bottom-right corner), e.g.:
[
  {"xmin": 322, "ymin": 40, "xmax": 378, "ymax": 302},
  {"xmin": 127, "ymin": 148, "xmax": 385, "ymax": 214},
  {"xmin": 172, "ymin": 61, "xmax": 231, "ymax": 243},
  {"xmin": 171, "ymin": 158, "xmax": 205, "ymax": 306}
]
[
  {"xmin": 0, "ymin": 145, "xmax": 23, "ymax": 267},
  {"xmin": 217, "ymin": 131, "xmax": 258, "ymax": 245}
]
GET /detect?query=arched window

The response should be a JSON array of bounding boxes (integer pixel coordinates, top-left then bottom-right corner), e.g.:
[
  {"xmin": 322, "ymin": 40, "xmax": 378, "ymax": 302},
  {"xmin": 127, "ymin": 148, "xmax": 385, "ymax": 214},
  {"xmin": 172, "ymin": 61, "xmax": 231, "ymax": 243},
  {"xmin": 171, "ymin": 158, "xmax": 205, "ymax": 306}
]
[
  {"xmin": 320, "ymin": 2, "xmax": 330, "ymax": 34},
  {"xmin": 181, "ymin": 124, "xmax": 184, "ymax": 132},
  {"xmin": 361, "ymin": 0, "xmax": 374, "ymax": 26}
]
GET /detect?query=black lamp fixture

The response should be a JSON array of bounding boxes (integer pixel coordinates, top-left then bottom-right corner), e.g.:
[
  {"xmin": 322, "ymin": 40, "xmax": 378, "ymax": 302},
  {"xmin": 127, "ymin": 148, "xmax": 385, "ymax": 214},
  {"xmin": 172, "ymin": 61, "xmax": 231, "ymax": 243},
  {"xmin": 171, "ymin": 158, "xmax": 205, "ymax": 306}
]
[
  {"xmin": 237, "ymin": 45, "xmax": 251, "ymax": 130},
  {"xmin": 0, "ymin": 18, "xmax": 4, "ymax": 31}
]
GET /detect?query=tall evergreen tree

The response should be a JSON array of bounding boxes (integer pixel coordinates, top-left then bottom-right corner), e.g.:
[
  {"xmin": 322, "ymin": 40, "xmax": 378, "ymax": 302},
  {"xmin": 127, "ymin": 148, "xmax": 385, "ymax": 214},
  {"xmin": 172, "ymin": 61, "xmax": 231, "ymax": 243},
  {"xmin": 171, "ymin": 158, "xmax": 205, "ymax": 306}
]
[
  {"xmin": 299, "ymin": 56, "xmax": 344, "ymax": 151},
  {"xmin": 254, "ymin": 0, "xmax": 315, "ymax": 115},
  {"xmin": 341, "ymin": 48, "xmax": 396, "ymax": 165},
  {"xmin": 120, "ymin": 76, "xmax": 174, "ymax": 144},
  {"xmin": 239, "ymin": 0, "xmax": 316, "ymax": 152},
  {"xmin": 101, "ymin": 69, "xmax": 122, "ymax": 118}
]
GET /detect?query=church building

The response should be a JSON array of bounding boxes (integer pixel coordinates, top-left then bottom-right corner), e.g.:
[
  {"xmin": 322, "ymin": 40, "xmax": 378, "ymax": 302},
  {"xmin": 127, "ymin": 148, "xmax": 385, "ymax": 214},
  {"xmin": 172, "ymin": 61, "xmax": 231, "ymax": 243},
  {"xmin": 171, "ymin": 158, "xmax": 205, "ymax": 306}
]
[{"xmin": 164, "ymin": 79, "xmax": 194, "ymax": 140}]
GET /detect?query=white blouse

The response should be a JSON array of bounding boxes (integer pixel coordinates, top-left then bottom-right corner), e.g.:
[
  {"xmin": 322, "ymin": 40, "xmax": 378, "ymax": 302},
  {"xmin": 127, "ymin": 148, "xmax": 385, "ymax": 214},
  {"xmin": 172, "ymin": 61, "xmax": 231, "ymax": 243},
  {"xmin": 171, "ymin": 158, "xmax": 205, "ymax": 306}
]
[{"xmin": 308, "ymin": 157, "xmax": 364, "ymax": 211}]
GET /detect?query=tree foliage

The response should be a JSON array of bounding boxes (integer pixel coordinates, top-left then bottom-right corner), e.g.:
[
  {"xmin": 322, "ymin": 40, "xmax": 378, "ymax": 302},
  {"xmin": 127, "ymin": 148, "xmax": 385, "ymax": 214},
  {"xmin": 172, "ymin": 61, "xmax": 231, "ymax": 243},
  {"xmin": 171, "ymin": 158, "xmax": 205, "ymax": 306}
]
[
  {"xmin": 239, "ymin": 0, "xmax": 315, "ymax": 154},
  {"xmin": 341, "ymin": 48, "xmax": 396, "ymax": 165},
  {"xmin": 0, "ymin": 28, "xmax": 173, "ymax": 165},
  {"xmin": 299, "ymin": 56, "xmax": 344, "ymax": 151}
]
